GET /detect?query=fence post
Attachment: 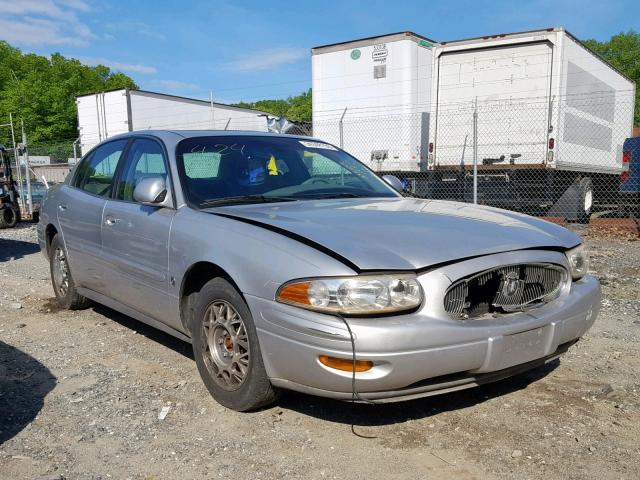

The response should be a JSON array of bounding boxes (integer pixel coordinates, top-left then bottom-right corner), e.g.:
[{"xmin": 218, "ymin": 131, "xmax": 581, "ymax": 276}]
[
  {"xmin": 339, "ymin": 107, "xmax": 347, "ymax": 149},
  {"xmin": 73, "ymin": 137, "xmax": 81, "ymax": 164},
  {"xmin": 472, "ymin": 98, "xmax": 478, "ymax": 205},
  {"xmin": 9, "ymin": 112, "xmax": 26, "ymax": 214}
]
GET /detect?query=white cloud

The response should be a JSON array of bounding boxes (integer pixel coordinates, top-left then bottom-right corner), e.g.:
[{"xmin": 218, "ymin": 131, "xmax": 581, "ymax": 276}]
[
  {"xmin": 77, "ymin": 56, "xmax": 157, "ymax": 74},
  {"xmin": 155, "ymin": 79, "xmax": 199, "ymax": 90},
  {"xmin": 0, "ymin": 0, "xmax": 94, "ymax": 47},
  {"xmin": 223, "ymin": 47, "xmax": 306, "ymax": 72},
  {"xmin": 106, "ymin": 20, "xmax": 166, "ymax": 40}
]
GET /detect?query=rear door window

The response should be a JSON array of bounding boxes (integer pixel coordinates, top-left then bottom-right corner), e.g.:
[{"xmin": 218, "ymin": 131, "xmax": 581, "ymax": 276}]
[{"xmin": 73, "ymin": 139, "xmax": 128, "ymax": 197}]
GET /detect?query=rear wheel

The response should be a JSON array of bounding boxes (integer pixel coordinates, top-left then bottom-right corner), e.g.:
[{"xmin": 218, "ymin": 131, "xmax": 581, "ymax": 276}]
[
  {"xmin": 49, "ymin": 235, "xmax": 91, "ymax": 310},
  {"xmin": 192, "ymin": 278, "xmax": 278, "ymax": 411}
]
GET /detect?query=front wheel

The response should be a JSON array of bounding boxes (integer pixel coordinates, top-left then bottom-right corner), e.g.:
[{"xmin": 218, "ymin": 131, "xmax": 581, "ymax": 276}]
[{"xmin": 192, "ymin": 278, "xmax": 279, "ymax": 411}]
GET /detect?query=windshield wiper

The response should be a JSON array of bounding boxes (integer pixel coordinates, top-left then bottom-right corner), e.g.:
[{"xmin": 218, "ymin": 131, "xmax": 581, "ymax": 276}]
[
  {"xmin": 294, "ymin": 192, "xmax": 370, "ymax": 199},
  {"xmin": 199, "ymin": 195, "xmax": 297, "ymax": 208}
]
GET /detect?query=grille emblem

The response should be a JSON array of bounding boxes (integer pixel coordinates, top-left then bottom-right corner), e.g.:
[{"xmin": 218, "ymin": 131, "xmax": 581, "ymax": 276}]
[{"xmin": 502, "ymin": 272, "xmax": 524, "ymax": 298}]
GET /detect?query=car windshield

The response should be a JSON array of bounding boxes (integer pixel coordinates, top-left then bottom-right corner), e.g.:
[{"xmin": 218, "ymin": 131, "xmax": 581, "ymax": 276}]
[{"xmin": 176, "ymin": 136, "xmax": 399, "ymax": 207}]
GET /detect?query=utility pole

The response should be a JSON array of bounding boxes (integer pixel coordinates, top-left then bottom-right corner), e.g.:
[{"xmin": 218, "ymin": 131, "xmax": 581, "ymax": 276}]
[
  {"xmin": 210, "ymin": 91, "xmax": 215, "ymax": 129},
  {"xmin": 21, "ymin": 119, "xmax": 33, "ymax": 216}
]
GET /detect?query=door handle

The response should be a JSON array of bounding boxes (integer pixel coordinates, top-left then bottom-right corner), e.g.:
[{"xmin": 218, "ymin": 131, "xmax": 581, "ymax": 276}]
[
  {"xmin": 58, "ymin": 204, "xmax": 68, "ymax": 211},
  {"xmin": 104, "ymin": 216, "xmax": 120, "ymax": 226}
]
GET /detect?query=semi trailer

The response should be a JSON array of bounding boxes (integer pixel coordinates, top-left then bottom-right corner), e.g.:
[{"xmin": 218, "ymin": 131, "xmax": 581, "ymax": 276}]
[
  {"xmin": 425, "ymin": 28, "xmax": 636, "ymax": 221},
  {"xmin": 311, "ymin": 32, "xmax": 436, "ymax": 171},
  {"xmin": 76, "ymin": 89, "xmax": 270, "ymax": 154}
]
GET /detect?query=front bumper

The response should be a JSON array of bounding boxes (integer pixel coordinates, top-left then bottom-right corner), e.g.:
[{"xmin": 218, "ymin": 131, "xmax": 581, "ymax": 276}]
[{"xmin": 247, "ymin": 250, "xmax": 601, "ymax": 402}]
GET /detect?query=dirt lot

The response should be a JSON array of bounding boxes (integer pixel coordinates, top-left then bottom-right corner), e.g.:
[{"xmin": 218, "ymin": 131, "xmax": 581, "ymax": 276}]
[{"xmin": 1, "ymin": 224, "xmax": 639, "ymax": 480}]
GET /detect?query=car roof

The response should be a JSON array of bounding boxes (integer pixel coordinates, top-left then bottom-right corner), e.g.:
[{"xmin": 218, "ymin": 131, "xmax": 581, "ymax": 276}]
[{"xmin": 107, "ymin": 130, "xmax": 327, "ymax": 148}]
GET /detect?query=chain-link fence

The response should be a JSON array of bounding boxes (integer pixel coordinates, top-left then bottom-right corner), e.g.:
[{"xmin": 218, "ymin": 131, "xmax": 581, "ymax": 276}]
[{"xmin": 313, "ymin": 94, "xmax": 639, "ymax": 222}]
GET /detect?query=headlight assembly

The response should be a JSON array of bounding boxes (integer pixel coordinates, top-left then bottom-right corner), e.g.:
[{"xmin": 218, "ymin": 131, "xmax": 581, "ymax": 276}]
[
  {"xmin": 276, "ymin": 274, "xmax": 423, "ymax": 315},
  {"xmin": 565, "ymin": 244, "xmax": 589, "ymax": 280}
]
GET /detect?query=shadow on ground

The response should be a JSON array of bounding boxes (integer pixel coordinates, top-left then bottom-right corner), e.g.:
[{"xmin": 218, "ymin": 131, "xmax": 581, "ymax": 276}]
[
  {"xmin": 0, "ymin": 340, "xmax": 56, "ymax": 445},
  {"xmin": 0, "ymin": 238, "xmax": 40, "ymax": 262},
  {"xmin": 90, "ymin": 303, "xmax": 194, "ymax": 359},
  {"xmin": 277, "ymin": 360, "xmax": 559, "ymax": 426}
]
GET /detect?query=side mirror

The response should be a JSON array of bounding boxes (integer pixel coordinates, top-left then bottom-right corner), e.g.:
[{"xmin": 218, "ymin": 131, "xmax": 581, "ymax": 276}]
[
  {"xmin": 133, "ymin": 177, "xmax": 169, "ymax": 206},
  {"xmin": 382, "ymin": 174, "xmax": 405, "ymax": 192}
]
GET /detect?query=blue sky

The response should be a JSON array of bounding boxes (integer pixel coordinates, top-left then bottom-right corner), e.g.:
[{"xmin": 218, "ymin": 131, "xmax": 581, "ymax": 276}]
[{"xmin": 1, "ymin": 0, "xmax": 638, "ymax": 103}]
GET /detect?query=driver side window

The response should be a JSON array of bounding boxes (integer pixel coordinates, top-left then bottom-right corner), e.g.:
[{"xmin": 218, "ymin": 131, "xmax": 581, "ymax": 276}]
[{"xmin": 115, "ymin": 138, "xmax": 168, "ymax": 202}]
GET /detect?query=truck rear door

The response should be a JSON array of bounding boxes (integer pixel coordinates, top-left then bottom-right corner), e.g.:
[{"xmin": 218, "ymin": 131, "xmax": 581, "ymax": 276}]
[{"xmin": 433, "ymin": 42, "xmax": 553, "ymax": 167}]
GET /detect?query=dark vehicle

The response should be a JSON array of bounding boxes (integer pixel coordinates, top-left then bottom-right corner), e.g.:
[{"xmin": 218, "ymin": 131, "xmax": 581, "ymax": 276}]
[
  {"xmin": 620, "ymin": 137, "xmax": 640, "ymax": 217},
  {"xmin": 0, "ymin": 145, "xmax": 20, "ymax": 228}
]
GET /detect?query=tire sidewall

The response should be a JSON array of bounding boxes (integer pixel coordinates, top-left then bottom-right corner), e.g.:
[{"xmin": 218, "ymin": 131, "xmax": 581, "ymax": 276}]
[
  {"xmin": 49, "ymin": 235, "xmax": 76, "ymax": 309},
  {"xmin": 1, "ymin": 205, "xmax": 17, "ymax": 228},
  {"xmin": 192, "ymin": 278, "xmax": 273, "ymax": 411}
]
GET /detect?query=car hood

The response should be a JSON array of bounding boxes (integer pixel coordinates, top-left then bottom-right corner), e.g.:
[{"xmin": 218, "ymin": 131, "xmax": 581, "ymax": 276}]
[{"xmin": 206, "ymin": 198, "xmax": 581, "ymax": 271}]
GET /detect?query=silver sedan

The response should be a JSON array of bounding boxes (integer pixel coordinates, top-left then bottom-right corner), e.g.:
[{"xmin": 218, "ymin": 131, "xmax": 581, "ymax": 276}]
[{"xmin": 37, "ymin": 131, "xmax": 600, "ymax": 411}]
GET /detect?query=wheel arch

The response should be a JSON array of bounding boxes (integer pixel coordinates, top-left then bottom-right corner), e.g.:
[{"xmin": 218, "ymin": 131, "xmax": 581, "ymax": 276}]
[
  {"xmin": 45, "ymin": 223, "xmax": 58, "ymax": 256},
  {"xmin": 178, "ymin": 261, "xmax": 243, "ymax": 335}
]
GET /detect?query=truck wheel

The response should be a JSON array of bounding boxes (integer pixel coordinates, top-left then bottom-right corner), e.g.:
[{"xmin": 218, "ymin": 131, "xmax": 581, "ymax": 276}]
[
  {"xmin": 576, "ymin": 177, "xmax": 593, "ymax": 224},
  {"xmin": 49, "ymin": 235, "xmax": 92, "ymax": 310},
  {"xmin": 191, "ymin": 278, "xmax": 279, "ymax": 411},
  {"xmin": 0, "ymin": 205, "xmax": 18, "ymax": 229}
]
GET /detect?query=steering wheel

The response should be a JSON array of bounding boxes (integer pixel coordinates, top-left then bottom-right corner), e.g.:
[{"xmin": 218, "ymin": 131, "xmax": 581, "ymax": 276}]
[{"xmin": 302, "ymin": 178, "xmax": 329, "ymax": 185}]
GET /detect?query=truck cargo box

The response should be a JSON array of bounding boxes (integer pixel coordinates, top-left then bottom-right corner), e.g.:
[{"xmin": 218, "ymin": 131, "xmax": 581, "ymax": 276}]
[
  {"xmin": 77, "ymin": 89, "xmax": 270, "ymax": 154},
  {"xmin": 428, "ymin": 28, "xmax": 636, "ymax": 174},
  {"xmin": 312, "ymin": 32, "xmax": 436, "ymax": 171}
]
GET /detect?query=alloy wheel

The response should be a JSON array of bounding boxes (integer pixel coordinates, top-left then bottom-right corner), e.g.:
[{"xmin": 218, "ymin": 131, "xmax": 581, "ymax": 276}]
[
  {"xmin": 201, "ymin": 300, "xmax": 250, "ymax": 391},
  {"xmin": 52, "ymin": 247, "xmax": 70, "ymax": 297}
]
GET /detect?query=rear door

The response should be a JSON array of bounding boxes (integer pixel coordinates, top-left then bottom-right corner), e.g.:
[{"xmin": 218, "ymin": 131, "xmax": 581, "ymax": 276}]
[
  {"xmin": 101, "ymin": 137, "xmax": 177, "ymax": 325},
  {"xmin": 57, "ymin": 139, "xmax": 128, "ymax": 291},
  {"xmin": 434, "ymin": 42, "xmax": 553, "ymax": 166}
]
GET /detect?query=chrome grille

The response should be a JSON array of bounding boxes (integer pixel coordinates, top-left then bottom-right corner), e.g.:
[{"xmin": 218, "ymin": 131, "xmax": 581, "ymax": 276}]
[{"xmin": 444, "ymin": 263, "xmax": 567, "ymax": 319}]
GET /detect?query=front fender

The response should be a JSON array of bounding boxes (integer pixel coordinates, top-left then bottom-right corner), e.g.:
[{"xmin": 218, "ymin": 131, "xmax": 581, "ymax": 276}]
[{"xmin": 169, "ymin": 208, "xmax": 357, "ymax": 302}]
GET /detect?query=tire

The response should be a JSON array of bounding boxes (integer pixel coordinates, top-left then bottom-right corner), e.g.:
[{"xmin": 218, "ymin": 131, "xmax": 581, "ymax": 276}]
[
  {"xmin": 576, "ymin": 177, "xmax": 593, "ymax": 224},
  {"xmin": 49, "ymin": 235, "xmax": 92, "ymax": 310},
  {"xmin": 0, "ymin": 205, "xmax": 18, "ymax": 229},
  {"xmin": 191, "ymin": 278, "xmax": 279, "ymax": 411}
]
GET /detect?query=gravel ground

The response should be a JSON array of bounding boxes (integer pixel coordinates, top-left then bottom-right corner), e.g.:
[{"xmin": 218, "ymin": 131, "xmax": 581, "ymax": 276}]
[{"xmin": 1, "ymin": 223, "xmax": 639, "ymax": 480}]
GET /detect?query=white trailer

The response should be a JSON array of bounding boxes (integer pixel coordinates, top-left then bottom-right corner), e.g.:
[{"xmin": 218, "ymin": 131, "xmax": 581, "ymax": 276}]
[
  {"xmin": 427, "ymin": 28, "xmax": 636, "ymax": 221},
  {"xmin": 76, "ymin": 89, "xmax": 270, "ymax": 154},
  {"xmin": 311, "ymin": 32, "xmax": 435, "ymax": 171}
]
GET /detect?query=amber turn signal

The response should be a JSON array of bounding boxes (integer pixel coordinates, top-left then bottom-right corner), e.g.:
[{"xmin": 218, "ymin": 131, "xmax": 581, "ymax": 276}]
[
  {"xmin": 318, "ymin": 355, "xmax": 373, "ymax": 372},
  {"xmin": 277, "ymin": 281, "xmax": 311, "ymax": 305}
]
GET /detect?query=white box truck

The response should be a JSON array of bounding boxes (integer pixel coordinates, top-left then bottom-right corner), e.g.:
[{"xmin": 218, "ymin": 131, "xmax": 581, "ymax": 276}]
[
  {"xmin": 426, "ymin": 28, "xmax": 636, "ymax": 221},
  {"xmin": 76, "ymin": 89, "xmax": 270, "ymax": 154},
  {"xmin": 311, "ymin": 32, "xmax": 436, "ymax": 171}
]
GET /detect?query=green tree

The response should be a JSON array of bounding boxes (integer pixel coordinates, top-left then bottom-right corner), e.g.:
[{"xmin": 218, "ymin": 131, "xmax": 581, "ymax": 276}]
[
  {"xmin": 0, "ymin": 41, "xmax": 138, "ymax": 144},
  {"xmin": 234, "ymin": 89, "xmax": 312, "ymax": 122},
  {"xmin": 583, "ymin": 31, "xmax": 640, "ymax": 126}
]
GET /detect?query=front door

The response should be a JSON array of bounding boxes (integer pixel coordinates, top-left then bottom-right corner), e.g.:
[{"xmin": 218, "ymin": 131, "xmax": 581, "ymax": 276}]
[
  {"xmin": 101, "ymin": 137, "xmax": 177, "ymax": 326},
  {"xmin": 57, "ymin": 139, "xmax": 128, "ymax": 291}
]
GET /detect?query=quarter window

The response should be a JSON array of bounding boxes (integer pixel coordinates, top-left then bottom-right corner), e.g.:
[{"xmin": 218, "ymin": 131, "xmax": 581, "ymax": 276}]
[{"xmin": 73, "ymin": 139, "xmax": 127, "ymax": 197}]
